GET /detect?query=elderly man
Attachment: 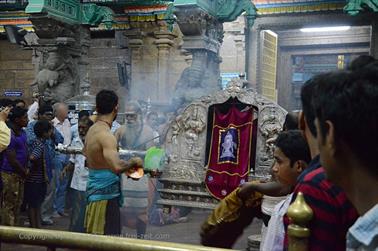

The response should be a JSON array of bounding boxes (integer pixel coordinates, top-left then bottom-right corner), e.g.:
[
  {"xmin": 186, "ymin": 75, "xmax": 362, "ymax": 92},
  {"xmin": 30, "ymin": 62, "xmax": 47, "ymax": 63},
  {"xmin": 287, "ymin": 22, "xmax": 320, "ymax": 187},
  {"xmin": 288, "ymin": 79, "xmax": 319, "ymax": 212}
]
[
  {"xmin": 66, "ymin": 117, "xmax": 93, "ymax": 232},
  {"xmin": 52, "ymin": 102, "xmax": 71, "ymax": 217},
  {"xmin": 114, "ymin": 101, "xmax": 155, "ymax": 239}
]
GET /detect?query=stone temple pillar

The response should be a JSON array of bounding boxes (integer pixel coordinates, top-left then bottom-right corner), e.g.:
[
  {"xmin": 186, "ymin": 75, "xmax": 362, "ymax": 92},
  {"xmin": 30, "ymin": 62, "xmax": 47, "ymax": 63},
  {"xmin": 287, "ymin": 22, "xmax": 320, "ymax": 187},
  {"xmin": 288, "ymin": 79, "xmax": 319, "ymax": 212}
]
[
  {"xmin": 29, "ymin": 17, "xmax": 91, "ymax": 104},
  {"xmin": 123, "ymin": 29, "xmax": 144, "ymax": 101},
  {"xmin": 172, "ymin": 6, "xmax": 224, "ymax": 109},
  {"xmin": 154, "ymin": 31, "xmax": 177, "ymax": 102}
]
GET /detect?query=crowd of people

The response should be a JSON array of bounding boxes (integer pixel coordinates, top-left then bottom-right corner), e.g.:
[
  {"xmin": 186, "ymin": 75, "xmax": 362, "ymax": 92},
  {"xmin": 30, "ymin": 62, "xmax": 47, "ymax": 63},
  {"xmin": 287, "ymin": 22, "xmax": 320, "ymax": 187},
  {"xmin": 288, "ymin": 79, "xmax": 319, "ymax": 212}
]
[
  {"xmin": 0, "ymin": 55, "xmax": 377, "ymax": 251},
  {"xmin": 0, "ymin": 93, "xmax": 179, "ymax": 238},
  {"xmin": 233, "ymin": 55, "xmax": 377, "ymax": 251}
]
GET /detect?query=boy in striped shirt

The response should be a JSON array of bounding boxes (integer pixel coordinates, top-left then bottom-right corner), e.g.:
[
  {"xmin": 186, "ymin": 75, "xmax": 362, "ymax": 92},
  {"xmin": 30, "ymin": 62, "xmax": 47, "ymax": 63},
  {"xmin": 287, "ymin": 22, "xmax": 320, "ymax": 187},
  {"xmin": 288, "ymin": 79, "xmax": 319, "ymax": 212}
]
[{"xmin": 25, "ymin": 120, "xmax": 53, "ymax": 228}]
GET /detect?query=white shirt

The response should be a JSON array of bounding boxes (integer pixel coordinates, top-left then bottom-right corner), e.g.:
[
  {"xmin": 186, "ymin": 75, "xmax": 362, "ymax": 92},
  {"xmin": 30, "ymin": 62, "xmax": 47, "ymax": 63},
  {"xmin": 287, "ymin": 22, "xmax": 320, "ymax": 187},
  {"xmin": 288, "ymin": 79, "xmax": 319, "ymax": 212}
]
[
  {"xmin": 260, "ymin": 194, "xmax": 292, "ymax": 251},
  {"xmin": 27, "ymin": 101, "xmax": 39, "ymax": 122},
  {"xmin": 111, "ymin": 121, "xmax": 121, "ymax": 134},
  {"xmin": 69, "ymin": 137, "xmax": 88, "ymax": 191},
  {"xmin": 53, "ymin": 117, "xmax": 72, "ymax": 145},
  {"xmin": 347, "ymin": 204, "xmax": 378, "ymax": 251}
]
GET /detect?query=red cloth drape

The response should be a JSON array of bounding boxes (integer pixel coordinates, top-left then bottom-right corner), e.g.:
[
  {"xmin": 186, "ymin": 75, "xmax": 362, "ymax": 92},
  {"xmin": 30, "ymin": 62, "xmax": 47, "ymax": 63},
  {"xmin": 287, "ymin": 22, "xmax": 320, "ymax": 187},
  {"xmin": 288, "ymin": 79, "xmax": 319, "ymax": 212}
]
[{"xmin": 205, "ymin": 106, "xmax": 253, "ymax": 200}]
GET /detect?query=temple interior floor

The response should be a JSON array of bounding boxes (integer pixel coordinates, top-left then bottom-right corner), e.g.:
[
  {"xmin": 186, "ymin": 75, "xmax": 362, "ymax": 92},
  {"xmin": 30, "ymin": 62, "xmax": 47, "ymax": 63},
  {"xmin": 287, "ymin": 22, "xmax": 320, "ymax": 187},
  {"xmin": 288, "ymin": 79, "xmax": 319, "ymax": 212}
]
[{"xmin": 0, "ymin": 209, "xmax": 262, "ymax": 250}]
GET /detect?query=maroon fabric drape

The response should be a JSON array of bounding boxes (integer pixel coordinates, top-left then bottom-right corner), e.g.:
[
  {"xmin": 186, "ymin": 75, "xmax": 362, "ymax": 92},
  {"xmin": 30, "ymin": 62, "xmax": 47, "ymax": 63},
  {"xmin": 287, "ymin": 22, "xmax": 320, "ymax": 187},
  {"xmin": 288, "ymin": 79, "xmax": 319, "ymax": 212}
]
[{"xmin": 205, "ymin": 106, "xmax": 253, "ymax": 200}]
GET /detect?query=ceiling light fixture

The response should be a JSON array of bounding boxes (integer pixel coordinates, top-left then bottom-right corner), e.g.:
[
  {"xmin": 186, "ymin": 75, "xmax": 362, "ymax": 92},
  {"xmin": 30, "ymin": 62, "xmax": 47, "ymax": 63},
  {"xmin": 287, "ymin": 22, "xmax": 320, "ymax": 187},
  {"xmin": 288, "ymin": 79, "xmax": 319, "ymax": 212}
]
[{"xmin": 300, "ymin": 26, "xmax": 351, "ymax": 32}]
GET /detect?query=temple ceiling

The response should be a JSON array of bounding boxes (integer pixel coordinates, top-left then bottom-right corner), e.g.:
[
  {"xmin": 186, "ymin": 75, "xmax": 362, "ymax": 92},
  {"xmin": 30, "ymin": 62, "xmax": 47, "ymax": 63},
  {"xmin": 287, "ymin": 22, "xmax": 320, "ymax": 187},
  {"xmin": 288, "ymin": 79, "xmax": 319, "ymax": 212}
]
[{"xmin": 1, "ymin": 0, "xmax": 378, "ymax": 34}]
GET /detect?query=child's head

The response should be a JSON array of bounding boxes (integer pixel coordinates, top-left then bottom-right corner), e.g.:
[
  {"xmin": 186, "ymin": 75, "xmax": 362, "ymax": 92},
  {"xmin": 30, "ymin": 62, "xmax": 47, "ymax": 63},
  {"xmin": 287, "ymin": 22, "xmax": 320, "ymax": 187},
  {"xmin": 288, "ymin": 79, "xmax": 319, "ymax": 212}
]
[
  {"xmin": 272, "ymin": 130, "xmax": 311, "ymax": 186},
  {"xmin": 34, "ymin": 120, "xmax": 53, "ymax": 139}
]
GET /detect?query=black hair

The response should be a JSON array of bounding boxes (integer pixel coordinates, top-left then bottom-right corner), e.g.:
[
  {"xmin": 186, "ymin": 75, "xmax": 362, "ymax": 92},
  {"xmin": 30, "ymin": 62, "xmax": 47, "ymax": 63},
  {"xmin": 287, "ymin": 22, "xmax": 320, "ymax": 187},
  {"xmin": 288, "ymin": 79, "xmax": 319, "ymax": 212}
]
[
  {"xmin": 283, "ymin": 112, "xmax": 299, "ymax": 131},
  {"xmin": 275, "ymin": 130, "xmax": 311, "ymax": 166},
  {"xmin": 79, "ymin": 117, "xmax": 94, "ymax": 127},
  {"xmin": 347, "ymin": 55, "xmax": 375, "ymax": 71},
  {"xmin": 78, "ymin": 110, "xmax": 90, "ymax": 119},
  {"xmin": 300, "ymin": 74, "xmax": 326, "ymax": 137},
  {"xmin": 0, "ymin": 98, "xmax": 14, "ymax": 108},
  {"xmin": 313, "ymin": 67, "xmax": 378, "ymax": 176},
  {"xmin": 13, "ymin": 99, "xmax": 26, "ymax": 106},
  {"xmin": 34, "ymin": 120, "xmax": 53, "ymax": 138},
  {"xmin": 9, "ymin": 107, "xmax": 27, "ymax": 122},
  {"xmin": 96, "ymin": 90, "xmax": 118, "ymax": 115},
  {"xmin": 38, "ymin": 105, "xmax": 53, "ymax": 115}
]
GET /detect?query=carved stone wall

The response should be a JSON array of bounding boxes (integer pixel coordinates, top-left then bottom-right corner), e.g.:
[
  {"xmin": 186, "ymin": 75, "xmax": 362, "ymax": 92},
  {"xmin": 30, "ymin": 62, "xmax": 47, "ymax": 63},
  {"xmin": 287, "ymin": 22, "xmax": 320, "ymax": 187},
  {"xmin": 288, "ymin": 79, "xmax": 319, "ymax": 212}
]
[
  {"xmin": 87, "ymin": 36, "xmax": 128, "ymax": 111},
  {"xmin": 159, "ymin": 79, "xmax": 287, "ymax": 209}
]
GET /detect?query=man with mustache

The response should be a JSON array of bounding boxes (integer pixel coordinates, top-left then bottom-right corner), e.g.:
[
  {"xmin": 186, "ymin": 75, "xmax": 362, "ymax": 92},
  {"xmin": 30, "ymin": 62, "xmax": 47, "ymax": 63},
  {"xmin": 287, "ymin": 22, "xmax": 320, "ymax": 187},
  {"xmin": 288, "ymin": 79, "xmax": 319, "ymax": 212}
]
[{"xmin": 114, "ymin": 101, "xmax": 155, "ymax": 239}]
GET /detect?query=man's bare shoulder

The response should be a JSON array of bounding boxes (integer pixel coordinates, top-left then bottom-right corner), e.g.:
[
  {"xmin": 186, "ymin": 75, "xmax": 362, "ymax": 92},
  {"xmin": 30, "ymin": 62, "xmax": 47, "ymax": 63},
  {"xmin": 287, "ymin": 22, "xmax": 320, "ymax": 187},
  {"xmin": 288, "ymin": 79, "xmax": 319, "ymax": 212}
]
[{"xmin": 87, "ymin": 124, "xmax": 115, "ymax": 140}]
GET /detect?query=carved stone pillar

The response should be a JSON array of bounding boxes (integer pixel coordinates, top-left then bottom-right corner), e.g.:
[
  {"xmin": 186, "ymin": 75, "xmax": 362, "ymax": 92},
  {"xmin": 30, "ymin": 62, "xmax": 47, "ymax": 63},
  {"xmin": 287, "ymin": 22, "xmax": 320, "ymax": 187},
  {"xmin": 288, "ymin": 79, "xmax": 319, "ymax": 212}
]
[
  {"xmin": 123, "ymin": 29, "xmax": 144, "ymax": 100},
  {"xmin": 234, "ymin": 34, "xmax": 245, "ymax": 74},
  {"xmin": 29, "ymin": 17, "xmax": 91, "ymax": 103},
  {"xmin": 154, "ymin": 31, "xmax": 177, "ymax": 103},
  {"xmin": 172, "ymin": 6, "xmax": 224, "ymax": 109},
  {"xmin": 246, "ymin": 25, "xmax": 260, "ymax": 90},
  {"xmin": 77, "ymin": 26, "xmax": 91, "ymax": 96}
]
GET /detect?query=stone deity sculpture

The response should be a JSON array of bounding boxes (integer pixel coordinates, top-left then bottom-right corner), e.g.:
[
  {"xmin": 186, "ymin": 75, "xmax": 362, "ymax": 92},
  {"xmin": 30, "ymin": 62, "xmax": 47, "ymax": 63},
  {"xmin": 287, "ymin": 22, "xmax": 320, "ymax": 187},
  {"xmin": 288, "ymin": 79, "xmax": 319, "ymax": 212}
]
[{"xmin": 31, "ymin": 52, "xmax": 75, "ymax": 103}]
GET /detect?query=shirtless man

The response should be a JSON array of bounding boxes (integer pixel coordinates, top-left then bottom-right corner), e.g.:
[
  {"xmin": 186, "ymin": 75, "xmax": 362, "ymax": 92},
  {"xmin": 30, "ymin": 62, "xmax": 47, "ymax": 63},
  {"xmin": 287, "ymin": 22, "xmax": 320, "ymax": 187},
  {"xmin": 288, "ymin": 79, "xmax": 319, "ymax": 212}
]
[{"xmin": 83, "ymin": 90, "xmax": 142, "ymax": 235}]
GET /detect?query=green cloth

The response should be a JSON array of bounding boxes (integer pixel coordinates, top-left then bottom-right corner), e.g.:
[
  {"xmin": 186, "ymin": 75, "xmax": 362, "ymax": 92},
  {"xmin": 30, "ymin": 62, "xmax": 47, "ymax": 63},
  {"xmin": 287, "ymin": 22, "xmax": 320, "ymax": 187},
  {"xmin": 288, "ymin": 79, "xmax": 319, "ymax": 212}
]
[
  {"xmin": 144, "ymin": 147, "xmax": 165, "ymax": 172},
  {"xmin": 84, "ymin": 200, "xmax": 108, "ymax": 235},
  {"xmin": 86, "ymin": 169, "xmax": 121, "ymax": 204}
]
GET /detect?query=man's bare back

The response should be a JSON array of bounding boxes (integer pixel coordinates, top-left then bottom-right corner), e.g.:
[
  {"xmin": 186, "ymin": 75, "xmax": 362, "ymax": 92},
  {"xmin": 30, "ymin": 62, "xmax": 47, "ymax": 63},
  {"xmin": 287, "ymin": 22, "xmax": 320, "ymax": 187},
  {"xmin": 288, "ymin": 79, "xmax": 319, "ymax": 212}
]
[
  {"xmin": 84, "ymin": 120, "xmax": 143, "ymax": 174},
  {"xmin": 84, "ymin": 122, "xmax": 115, "ymax": 170}
]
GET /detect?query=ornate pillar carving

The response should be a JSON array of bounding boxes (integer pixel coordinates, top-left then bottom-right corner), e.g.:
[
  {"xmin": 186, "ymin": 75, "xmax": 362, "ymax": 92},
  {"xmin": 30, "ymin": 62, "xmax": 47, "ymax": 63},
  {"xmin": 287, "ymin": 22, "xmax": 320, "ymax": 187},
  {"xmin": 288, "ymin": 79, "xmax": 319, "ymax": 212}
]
[
  {"xmin": 24, "ymin": 0, "xmax": 116, "ymax": 103},
  {"xmin": 154, "ymin": 31, "xmax": 177, "ymax": 102},
  {"xmin": 29, "ymin": 17, "xmax": 91, "ymax": 103},
  {"xmin": 172, "ymin": 6, "xmax": 224, "ymax": 109}
]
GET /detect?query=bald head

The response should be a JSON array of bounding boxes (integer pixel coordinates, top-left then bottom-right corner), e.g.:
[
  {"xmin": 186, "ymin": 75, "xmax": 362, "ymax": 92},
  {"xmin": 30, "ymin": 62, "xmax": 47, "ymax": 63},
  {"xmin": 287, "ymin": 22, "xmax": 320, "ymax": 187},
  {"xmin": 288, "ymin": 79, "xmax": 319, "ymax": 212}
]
[{"xmin": 54, "ymin": 102, "xmax": 68, "ymax": 122}]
